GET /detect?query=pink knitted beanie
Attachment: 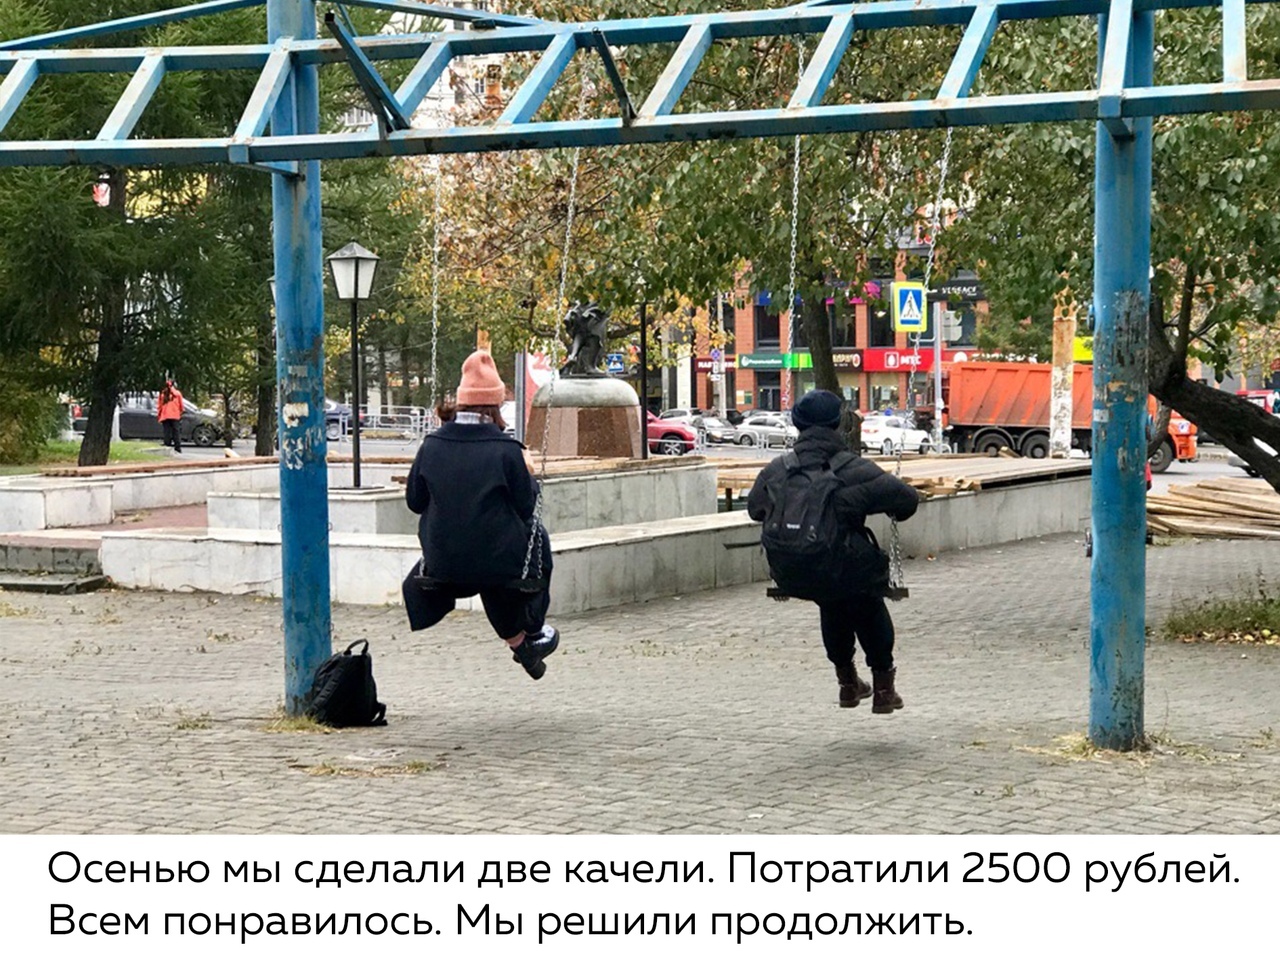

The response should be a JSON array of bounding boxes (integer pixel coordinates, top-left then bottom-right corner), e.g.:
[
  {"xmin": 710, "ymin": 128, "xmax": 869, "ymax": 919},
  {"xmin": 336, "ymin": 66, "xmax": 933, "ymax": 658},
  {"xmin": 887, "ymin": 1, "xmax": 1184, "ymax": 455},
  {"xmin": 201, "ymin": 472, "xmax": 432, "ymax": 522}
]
[{"xmin": 456, "ymin": 350, "xmax": 506, "ymax": 405}]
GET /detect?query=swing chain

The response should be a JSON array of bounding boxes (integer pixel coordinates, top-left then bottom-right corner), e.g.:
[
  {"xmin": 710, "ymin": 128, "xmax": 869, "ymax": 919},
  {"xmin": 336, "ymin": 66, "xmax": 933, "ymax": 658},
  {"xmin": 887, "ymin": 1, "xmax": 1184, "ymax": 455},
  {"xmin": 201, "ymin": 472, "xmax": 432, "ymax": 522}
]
[
  {"xmin": 783, "ymin": 38, "xmax": 804, "ymax": 411},
  {"xmin": 429, "ymin": 159, "xmax": 442, "ymax": 415},
  {"xmin": 521, "ymin": 69, "xmax": 591, "ymax": 584},
  {"xmin": 888, "ymin": 126, "xmax": 954, "ymax": 593}
]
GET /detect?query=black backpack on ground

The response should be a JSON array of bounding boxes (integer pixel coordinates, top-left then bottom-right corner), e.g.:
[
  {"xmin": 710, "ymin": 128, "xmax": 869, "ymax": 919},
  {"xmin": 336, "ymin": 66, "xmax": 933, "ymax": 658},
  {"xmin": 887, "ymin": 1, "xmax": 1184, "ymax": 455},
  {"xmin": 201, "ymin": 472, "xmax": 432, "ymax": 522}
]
[
  {"xmin": 307, "ymin": 640, "xmax": 387, "ymax": 727},
  {"xmin": 759, "ymin": 451, "xmax": 889, "ymax": 603}
]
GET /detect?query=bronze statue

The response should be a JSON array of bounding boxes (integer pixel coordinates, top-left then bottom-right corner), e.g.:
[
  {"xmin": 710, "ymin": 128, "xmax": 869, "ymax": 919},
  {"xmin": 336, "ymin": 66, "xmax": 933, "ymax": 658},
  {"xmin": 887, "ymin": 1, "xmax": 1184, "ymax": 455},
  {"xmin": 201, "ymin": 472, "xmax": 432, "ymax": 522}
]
[{"xmin": 560, "ymin": 301, "xmax": 611, "ymax": 378}]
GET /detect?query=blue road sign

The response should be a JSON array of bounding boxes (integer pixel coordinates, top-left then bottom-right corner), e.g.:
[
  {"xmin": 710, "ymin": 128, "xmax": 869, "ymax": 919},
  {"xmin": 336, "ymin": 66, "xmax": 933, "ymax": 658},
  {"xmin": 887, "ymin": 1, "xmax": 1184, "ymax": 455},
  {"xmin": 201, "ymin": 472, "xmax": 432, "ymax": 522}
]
[
  {"xmin": 606, "ymin": 352, "xmax": 626, "ymax": 375},
  {"xmin": 892, "ymin": 282, "xmax": 926, "ymax": 332}
]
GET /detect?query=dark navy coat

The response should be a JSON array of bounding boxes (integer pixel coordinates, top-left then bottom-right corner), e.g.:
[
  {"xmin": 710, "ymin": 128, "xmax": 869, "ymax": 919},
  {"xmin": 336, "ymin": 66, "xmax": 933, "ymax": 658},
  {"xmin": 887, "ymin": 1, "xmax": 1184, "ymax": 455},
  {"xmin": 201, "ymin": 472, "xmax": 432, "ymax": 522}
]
[{"xmin": 405, "ymin": 420, "xmax": 540, "ymax": 585}]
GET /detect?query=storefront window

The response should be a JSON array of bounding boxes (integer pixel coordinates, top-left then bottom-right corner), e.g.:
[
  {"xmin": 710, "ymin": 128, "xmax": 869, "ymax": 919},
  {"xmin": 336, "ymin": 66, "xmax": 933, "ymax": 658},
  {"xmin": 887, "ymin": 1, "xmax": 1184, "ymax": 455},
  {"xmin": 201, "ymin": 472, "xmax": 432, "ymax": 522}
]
[
  {"xmin": 868, "ymin": 374, "xmax": 900, "ymax": 412},
  {"xmin": 754, "ymin": 304, "xmax": 780, "ymax": 349},
  {"xmin": 869, "ymin": 307, "xmax": 894, "ymax": 347},
  {"xmin": 830, "ymin": 298, "xmax": 856, "ymax": 347},
  {"xmin": 755, "ymin": 371, "xmax": 781, "ymax": 411}
]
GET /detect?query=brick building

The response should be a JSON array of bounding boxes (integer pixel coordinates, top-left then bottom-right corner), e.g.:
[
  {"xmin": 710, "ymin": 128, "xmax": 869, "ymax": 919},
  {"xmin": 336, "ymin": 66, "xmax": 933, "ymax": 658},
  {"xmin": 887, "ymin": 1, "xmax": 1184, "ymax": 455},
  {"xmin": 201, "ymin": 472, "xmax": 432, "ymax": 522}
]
[{"xmin": 691, "ymin": 271, "xmax": 988, "ymax": 415}]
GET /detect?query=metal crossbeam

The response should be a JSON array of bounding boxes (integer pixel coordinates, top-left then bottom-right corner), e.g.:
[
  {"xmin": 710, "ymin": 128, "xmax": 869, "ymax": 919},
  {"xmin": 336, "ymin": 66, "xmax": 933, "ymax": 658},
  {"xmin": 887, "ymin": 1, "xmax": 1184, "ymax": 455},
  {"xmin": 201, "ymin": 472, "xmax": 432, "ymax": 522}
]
[
  {"xmin": 98, "ymin": 55, "xmax": 167, "ymax": 141},
  {"xmin": 0, "ymin": 0, "xmax": 1274, "ymax": 166},
  {"xmin": 337, "ymin": 0, "xmax": 547, "ymax": 29},
  {"xmin": 325, "ymin": 12, "xmax": 411, "ymax": 133},
  {"xmin": 1098, "ymin": 0, "xmax": 1137, "ymax": 136}
]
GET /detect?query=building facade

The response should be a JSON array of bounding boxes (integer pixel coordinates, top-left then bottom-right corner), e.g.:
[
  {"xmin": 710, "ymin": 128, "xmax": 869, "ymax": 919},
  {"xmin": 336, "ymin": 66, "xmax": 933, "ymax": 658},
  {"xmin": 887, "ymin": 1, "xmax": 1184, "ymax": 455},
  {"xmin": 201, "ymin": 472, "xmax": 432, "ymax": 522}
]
[{"xmin": 690, "ymin": 272, "xmax": 988, "ymax": 415}]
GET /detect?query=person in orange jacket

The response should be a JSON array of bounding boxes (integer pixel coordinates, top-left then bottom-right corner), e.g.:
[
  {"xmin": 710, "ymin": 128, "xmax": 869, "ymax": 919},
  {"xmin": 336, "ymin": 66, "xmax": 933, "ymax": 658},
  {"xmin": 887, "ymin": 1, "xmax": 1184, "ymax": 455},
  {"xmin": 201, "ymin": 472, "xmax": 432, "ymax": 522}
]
[{"xmin": 158, "ymin": 380, "xmax": 184, "ymax": 452}]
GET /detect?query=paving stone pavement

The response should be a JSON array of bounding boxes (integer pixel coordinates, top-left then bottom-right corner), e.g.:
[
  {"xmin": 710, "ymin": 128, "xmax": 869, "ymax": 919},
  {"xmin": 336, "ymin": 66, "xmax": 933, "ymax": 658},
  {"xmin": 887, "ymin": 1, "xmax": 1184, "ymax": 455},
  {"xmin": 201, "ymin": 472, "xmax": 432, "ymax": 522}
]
[{"xmin": 1, "ymin": 533, "xmax": 1278, "ymax": 835}]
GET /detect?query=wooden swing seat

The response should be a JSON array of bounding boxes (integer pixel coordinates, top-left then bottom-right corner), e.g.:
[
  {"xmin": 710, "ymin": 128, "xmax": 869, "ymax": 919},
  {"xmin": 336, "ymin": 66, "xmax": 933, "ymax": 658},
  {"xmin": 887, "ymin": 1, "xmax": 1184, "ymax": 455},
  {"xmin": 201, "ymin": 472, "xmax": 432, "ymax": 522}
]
[{"xmin": 765, "ymin": 584, "xmax": 909, "ymax": 602}]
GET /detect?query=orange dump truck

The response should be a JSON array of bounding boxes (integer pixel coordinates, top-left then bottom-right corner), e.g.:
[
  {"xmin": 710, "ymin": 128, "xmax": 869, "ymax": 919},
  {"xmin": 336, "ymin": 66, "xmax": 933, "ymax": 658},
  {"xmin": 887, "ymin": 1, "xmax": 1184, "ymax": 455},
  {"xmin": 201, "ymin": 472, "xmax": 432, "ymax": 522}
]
[{"xmin": 945, "ymin": 361, "xmax": 1196, "ymax": 471}]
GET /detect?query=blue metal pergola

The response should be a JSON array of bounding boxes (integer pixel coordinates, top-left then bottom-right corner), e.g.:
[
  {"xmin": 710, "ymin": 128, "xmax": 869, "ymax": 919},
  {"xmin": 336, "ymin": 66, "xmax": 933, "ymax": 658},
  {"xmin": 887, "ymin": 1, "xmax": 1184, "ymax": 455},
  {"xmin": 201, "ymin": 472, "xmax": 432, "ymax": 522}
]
[{"xmin": 2, "ymin": 0, "xmax": 1273, "ymax": 747}]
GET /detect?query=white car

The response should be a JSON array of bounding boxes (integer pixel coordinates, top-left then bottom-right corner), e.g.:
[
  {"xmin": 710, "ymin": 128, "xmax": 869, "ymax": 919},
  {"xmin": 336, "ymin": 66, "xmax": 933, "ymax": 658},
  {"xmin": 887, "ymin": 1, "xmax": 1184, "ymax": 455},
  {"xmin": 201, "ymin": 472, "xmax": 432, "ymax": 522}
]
[
  {"xmin": 1227, "ymin": 438, "xmax": 1276, "ymax": 478},
  {"xmin": 860, "ymin": 415, "xmax": 931, "ymax": 455},
  {"xmin": 736, "ymin": 414, "xmax": 798, "ymax": 448}
]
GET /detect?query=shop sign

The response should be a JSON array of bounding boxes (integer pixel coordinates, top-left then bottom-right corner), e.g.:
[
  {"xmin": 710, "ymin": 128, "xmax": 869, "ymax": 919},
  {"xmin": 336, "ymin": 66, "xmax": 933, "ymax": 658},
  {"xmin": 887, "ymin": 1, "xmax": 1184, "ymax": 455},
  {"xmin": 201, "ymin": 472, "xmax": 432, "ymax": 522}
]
[
  {"xmin": 832, "ymin": 350, "xmax": 864, "ymax": 370},
  {"xmin": 931, "ymin": 279, "xmax": 986, "ymax": 301},
  {"xmin": 860, "ymin": 348, "xmax": 964, "ymax": 372},
  {"xmin": 736, "ymin": 352, "xmax": 813, "ymax": 370}
]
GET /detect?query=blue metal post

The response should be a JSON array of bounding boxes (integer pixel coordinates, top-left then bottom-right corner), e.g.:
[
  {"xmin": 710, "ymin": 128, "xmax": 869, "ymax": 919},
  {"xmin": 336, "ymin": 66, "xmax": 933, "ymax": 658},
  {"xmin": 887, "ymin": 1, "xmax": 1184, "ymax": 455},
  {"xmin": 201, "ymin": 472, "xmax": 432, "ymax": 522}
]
[
  {"xmin": 1090, "ymin": 6, "xmax": 1153, "ymax": 750},
  {"xmin": 269, "ymin": 0, "xmax": 331, "ymax": 714}
]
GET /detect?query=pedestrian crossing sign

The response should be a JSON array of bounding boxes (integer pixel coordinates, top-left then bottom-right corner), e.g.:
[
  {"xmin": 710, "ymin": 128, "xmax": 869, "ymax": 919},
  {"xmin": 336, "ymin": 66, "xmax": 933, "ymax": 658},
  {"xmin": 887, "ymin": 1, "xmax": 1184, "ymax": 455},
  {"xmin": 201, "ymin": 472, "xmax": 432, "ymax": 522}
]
[{"xmin": 892, "ymin": 282, "xmax": 927, "ymax": 332}]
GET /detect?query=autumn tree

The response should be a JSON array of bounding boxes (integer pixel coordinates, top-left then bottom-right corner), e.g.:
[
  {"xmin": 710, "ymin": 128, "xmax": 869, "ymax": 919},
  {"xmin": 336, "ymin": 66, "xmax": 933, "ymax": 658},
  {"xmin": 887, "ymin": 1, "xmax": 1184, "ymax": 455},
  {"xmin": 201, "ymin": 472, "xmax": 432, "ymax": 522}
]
[{"xmin": 950, "ymin": 8, "xmax": 1280, "ymax": 488}]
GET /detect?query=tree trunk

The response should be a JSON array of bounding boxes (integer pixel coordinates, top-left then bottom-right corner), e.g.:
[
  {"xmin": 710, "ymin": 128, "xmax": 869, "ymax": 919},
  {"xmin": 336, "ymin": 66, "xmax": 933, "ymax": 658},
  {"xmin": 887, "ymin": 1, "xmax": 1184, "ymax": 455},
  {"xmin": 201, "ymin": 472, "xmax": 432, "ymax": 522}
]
[
  {"xmin": 799, "ymin": 269, "xmax": 861, "ymax": 452},
  {"xmin": 1148, "ymin": 309, "xmax": 1280, "ymax": 490},
  {"xmin": 254, "ymin": 306, "xmax": 276, "ymax": 456},
  {"xmin": 378, "ymin": 340, "xmax": 390, "ymax": 411},
  {"xmin": 78, "ymin": 170, "xmax": 128, "ymax": 467}
]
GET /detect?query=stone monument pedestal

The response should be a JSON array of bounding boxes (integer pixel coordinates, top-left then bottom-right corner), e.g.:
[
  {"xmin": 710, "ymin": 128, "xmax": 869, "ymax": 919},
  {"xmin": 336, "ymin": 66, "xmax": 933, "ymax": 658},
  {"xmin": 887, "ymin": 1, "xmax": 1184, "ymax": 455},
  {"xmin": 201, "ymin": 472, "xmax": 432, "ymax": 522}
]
[{"xmin": 526, "ymin": 377, "xmax": 643, "ymax": 458}]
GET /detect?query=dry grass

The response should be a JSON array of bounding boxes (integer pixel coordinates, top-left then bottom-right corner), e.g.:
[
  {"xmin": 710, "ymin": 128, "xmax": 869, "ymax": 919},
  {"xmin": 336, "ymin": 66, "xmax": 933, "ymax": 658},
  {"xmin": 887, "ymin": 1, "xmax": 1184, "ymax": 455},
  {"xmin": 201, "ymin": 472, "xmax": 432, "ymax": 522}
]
[
  {"xmin": 174, "ymin": 711, "xmax": 213, "ymax": 731},
  {"xmin": 262, "ymin": 711, "xmax": 331, "ymax": 734},
  {"xmin": 293, "ymin": 759, "xmax": 443, "ymax": 778},
  {"xmin": 0, "ymin": 598, "xmax": 32, "ymax": 617},
  {"xmin": 1019, "ymin": 731, "xmax": 1239, "ymax": 766}
]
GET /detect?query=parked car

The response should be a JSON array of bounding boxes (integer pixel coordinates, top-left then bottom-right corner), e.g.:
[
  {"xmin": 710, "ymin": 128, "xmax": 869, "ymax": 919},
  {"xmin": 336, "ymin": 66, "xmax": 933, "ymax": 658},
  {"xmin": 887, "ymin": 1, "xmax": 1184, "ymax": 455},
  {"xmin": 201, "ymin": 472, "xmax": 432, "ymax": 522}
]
[
  {"xmin": 499, "ymin": 399, "xmax": 517, "ymax": 438},
  {"xmin": 691, "ymin": 414, "xmax": 736, "ymax": 444},
  {"xmin": 658, "ymin": 407, "xmax": 704, "ymax": 424},
  {"xmin": 647, "ymin": 412, "xmax": 697, "ymax": 456},
  {"xmin": 860, "ymin": 414, "xmax": 931, "ymax": 455},
  {"xmin": 1228, "ymin": 438, "xmax": 1276, "ymax": 477},
  {"xmin": 735, "ymin": 414, "xmax": 797, "ymax": 448},
  {"xmin": 324, "ymin": 398, "xmax": 367, "ymax": 441},
  {"xmin": 72, "ymin": 394, "xmax": 225, "ymax": 446},
  {"xmin": 724, "ymin": 407, "xmax": 773, "ymax": 426}
]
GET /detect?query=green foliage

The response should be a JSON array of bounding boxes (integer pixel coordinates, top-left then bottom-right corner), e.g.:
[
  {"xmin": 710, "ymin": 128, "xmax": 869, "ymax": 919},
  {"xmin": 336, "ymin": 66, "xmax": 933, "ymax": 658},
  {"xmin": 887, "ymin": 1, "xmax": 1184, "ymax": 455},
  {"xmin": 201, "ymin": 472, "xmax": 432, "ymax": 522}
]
[
  {"xmin": 0, "ymin": 357, "xmax": 63, "ymax": 463},
  {"xmin": 950, "ymin": 10, "xmax": 1280, "ymax": 369},
  {"xmin": 398, "ymin": 0, "xmax": 963, "ymax": 375},
  {"xmin": 1162, "ymin": 581, "xmax": 1280, "ymax": 644},
  {"xmin": 0, "ymin": 2, "xmax": 427, "ymax": 454}
]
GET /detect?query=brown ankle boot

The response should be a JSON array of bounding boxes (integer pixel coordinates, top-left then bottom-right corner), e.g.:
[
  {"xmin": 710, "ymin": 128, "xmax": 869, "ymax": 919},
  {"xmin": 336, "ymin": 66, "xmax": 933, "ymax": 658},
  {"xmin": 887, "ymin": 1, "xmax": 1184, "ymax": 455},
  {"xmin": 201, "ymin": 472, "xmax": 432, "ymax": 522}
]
[
  {"xmin": 835, "ymin": 662, "xmax": 871, "ymax": 708},
  {"xmin": 872, "ymin": 669, "xmax": 904, "ymax": 714}
]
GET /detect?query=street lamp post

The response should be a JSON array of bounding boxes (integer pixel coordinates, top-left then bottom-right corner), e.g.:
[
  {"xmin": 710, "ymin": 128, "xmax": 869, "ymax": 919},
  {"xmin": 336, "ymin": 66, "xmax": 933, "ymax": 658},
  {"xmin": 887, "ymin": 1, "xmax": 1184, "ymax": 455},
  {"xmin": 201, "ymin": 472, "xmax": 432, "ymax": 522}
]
[
  {"xmin": 639, "ymin": 299, "xmax": 648, "ymax": 460},
  {"xmin": 326, "ymin": 241, "xmax": 380, "ymax": 489}
]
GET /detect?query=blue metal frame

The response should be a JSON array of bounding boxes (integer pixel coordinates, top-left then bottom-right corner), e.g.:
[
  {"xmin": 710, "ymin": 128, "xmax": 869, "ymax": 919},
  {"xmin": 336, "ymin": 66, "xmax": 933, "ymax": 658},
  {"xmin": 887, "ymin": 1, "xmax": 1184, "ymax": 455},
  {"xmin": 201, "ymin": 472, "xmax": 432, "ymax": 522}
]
[
  {"xmin": 1091, "ymin": 7, "xmax": 1154, "ymax": 751},
  {"xmin": 0, "ymin": 0, "xmax": 1275, "ymax": 167},
  {"xmin": 267, "ymin": 0, "xmax": 330, "ymax": 716},
  {"xmin": 0, "ymin": 0, "xmax": 1270, "ymax": 739}
]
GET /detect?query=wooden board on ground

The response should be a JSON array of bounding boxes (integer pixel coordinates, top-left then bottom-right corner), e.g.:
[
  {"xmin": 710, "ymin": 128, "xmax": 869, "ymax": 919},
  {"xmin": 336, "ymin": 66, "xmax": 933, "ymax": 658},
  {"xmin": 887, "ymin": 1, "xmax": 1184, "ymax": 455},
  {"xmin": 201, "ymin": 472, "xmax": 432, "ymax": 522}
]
[
  {"xmin": 714, "ymin": 455, "xmax": 1085, "ymax": 502},
  {"xmin": 41, "ymin": 456, "xmax": 279, "ymax": 477},
  {"xmin": 1148, "ymin": 477, "xmax": 1280, "ymax": 539}
]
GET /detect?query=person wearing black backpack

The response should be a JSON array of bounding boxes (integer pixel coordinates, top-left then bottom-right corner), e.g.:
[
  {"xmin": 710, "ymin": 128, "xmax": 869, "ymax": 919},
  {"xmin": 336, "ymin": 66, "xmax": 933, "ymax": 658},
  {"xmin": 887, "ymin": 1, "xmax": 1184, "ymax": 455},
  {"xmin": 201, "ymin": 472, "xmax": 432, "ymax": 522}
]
[{"xmin": 747, "ymin": 390, "xmax": 920, "ymax": 713}]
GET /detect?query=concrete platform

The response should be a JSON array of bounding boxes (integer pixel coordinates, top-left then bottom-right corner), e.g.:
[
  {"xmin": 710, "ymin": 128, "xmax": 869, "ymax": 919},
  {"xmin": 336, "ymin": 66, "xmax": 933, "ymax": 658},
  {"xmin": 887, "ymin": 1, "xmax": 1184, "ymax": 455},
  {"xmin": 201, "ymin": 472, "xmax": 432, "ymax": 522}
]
[
  {"xmin": 207, "ymin": 460, "xmax": 717, "ymax": 536},
  {"xmin": 0, "ymin": 572, "xmax": 108, "ymax": 594},
  {"xmin": 99, "ymin": 473, "xmax": 1090, "ymax": 613}
]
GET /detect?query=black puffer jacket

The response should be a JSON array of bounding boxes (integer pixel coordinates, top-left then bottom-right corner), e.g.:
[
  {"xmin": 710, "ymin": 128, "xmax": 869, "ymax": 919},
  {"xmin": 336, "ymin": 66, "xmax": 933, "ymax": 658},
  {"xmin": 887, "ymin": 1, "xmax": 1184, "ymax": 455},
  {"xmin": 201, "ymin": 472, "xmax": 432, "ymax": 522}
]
[
  {"xmin": 405, "ymin": 420, "xmax": 539, "ymax": 584},
  {"xmin": 746, "ymin": 425, "xmax": 920, "ymax": 530}
]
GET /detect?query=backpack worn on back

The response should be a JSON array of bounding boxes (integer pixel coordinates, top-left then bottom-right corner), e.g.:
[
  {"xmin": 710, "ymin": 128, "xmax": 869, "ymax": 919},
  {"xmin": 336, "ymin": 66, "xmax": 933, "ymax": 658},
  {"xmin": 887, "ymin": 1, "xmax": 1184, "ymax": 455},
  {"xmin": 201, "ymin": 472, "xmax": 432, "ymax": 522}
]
[
  {"xmin": 307, "ymin": 640, "xmax": 387, "ymax": 727},
  {"xmin": 759, "ymin": 451, "xmax": 888, "ymax": 602}
]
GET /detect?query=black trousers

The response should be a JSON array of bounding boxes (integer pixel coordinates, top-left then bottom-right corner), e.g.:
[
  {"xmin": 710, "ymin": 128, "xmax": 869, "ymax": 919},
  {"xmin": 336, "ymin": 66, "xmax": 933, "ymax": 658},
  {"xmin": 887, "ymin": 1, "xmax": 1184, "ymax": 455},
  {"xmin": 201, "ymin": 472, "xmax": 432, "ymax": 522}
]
[
  {"xmin": 161, "ymin": 419, "xmax": 181, "ymax": 451},
  {"xmin": 818, "ymin": 594, "xmax": 895, "ymax": 673},
  {"xmin": 402, "ymin": 531, "xmax": 553, "ymax": 640},
  {"xmin": 402, "ymin": 580, "xmax": 551, "ymax": 640}
]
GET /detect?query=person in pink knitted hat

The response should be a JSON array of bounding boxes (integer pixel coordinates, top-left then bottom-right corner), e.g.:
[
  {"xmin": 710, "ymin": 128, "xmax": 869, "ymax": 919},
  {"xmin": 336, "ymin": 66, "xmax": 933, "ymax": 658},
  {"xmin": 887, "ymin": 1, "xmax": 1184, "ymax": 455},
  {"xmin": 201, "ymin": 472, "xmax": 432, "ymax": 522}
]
[{"xmin": 402, "ymin": 349, "xmax": 559, "ymax": 680}]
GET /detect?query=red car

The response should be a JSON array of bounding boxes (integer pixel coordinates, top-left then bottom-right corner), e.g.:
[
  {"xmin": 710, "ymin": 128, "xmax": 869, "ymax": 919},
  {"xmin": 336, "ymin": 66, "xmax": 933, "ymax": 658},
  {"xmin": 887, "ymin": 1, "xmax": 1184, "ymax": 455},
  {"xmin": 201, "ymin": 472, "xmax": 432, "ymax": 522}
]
[{"xmin": 646, "ymin": 412, "xmax": 697, "ymax": 456}]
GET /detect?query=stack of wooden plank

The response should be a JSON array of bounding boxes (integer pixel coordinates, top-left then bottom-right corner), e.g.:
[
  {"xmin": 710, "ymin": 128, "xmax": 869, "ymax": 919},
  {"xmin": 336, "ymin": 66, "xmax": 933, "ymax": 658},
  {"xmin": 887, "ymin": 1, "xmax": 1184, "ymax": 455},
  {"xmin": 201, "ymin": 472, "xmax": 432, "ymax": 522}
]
[
  {"xmin": 1147, "ymin": 478, "xmax": 1280, "ymax": 539},
  {"xmin": 714, "ymin": 464, "xmax": 981, "ymax": 501}
]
